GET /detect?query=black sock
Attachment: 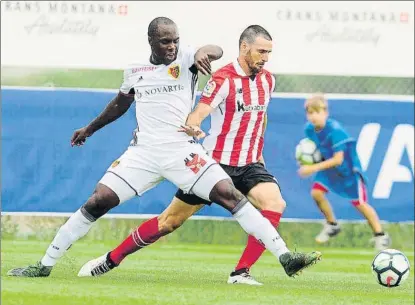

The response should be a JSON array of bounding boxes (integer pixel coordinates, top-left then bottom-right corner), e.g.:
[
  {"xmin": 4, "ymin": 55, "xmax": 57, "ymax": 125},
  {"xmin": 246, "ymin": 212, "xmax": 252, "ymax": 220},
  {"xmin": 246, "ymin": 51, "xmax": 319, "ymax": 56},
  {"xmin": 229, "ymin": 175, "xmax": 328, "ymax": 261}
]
[
  {"xmin": 327, "ymin": 221, "xmax": 338, "ymax": 226},
  {"xmin": 106, "ymin": 252, "xmax": 119, "ymax": 268},
  {"xmin": 374, "ymin": 232, "xmax": 385, "ymax": 237},
  {"xmin": 231, "ymin": 268, "xmax": 249, "ymax": 276}
]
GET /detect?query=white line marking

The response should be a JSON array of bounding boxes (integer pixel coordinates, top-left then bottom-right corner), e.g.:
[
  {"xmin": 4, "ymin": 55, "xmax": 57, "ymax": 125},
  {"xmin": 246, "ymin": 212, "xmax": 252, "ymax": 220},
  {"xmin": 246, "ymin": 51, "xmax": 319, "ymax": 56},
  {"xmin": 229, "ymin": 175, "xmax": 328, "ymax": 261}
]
[{"xmin": 2, "ymin": 212, "xmax": 414, "ymax": 224}]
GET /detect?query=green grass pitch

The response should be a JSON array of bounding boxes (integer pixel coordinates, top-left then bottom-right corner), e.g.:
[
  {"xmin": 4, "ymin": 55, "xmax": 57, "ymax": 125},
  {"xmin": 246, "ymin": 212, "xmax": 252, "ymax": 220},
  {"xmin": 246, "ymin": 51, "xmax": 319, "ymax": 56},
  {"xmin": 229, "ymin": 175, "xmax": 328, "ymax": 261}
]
[{"xmin": 1, "ymin": 240, "xmax": 414, "ymax": 305}]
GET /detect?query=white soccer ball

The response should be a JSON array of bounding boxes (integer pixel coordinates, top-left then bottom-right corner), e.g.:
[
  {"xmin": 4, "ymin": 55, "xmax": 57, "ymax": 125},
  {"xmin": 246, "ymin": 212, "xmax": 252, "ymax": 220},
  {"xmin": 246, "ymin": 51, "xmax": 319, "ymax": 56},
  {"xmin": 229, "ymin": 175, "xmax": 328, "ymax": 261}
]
[
  {"xmin": 295, "ymin": 138, "xmax": 322, "ymax": 165},
  {"xmin": 371, "ymin": 249, "xmax": 411, "ymax": 288}
]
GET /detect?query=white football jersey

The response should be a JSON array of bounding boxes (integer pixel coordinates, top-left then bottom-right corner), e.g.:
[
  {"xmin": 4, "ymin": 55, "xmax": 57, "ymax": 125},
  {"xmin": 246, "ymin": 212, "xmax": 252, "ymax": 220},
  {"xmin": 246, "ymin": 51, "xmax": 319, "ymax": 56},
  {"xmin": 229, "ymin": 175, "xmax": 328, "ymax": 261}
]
[{"xmin": 120, "ymin": 45, "xmax": 198, "ymax": 146}]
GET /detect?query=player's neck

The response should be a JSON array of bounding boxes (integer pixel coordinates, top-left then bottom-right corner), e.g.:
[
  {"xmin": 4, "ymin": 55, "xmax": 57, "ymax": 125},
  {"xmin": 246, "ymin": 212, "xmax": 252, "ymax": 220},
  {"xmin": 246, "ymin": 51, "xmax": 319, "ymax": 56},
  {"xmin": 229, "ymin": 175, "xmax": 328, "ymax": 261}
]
[
  {"xmin": 314, "ymin": 122, "xmax": 326, "ymax": 132},
  {"xmin": 149, "ymin": 54, "xmax": 164, "ymax": 66},
  {"xmin": 237, "ymin": 57, "xmax": 255, "ymax": 77}
]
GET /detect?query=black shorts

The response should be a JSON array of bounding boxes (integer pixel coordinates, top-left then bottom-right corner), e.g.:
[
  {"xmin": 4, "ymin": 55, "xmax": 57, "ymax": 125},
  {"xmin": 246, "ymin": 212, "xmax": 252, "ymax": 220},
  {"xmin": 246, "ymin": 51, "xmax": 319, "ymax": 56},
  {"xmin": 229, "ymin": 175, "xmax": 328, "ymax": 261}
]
[{"xmin": 175, "ymin": 162, "xmax": 279, "ymax": 205}]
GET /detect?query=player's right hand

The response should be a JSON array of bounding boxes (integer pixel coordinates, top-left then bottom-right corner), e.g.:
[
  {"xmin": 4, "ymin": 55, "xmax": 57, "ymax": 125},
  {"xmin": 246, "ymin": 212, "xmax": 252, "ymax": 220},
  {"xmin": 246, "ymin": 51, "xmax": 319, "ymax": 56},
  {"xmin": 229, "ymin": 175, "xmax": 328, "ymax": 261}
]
[
  {"xmin": 298, "ymin": 165, "xmax": 317, "ymax": 178},
  {"xmin": 178, "ymin": 125, "xmax": 206, "ymax": 140},
  {"xmin": 194, "ymin": 50, "xmax": 212, "ymax": 75},
  {"xmin": 71, "ymin": 126, "xmax": 93, "ymax": 147}
]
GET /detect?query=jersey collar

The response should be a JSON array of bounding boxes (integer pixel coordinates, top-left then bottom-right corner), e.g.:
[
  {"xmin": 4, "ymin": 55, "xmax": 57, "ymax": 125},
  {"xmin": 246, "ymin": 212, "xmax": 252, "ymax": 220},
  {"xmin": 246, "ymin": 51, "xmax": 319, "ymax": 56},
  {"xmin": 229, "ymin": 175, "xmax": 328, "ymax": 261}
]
[
  {"xmin": 233, "ymin": 59, "xmax": 262, "ymax": 80},
  {"xmin": 233, "ymin": 59, "xmax": 248, "ymax": 77}
]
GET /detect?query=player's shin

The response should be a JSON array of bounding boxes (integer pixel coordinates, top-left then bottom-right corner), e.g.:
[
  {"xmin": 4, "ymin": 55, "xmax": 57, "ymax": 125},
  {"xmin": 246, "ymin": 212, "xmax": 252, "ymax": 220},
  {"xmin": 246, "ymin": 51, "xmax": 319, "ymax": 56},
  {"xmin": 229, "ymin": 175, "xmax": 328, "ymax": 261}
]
[
  {"xmin": 231, "ymin": 198, "xmax": 289, "ymax": 259},
  {"xmin": 355, "ymin": 203, "xmax": 383, "ymax": 234},
  {"xmin": 235, "ymin": 210, "xmax": 282, "ymax": 270},
  {"xmin": 109, "ymin": 217, "xmax": 164, "ymax": 265},
  {"xmin": 41, "ymin": 207, "xmax": 95, "ymax": 267}
]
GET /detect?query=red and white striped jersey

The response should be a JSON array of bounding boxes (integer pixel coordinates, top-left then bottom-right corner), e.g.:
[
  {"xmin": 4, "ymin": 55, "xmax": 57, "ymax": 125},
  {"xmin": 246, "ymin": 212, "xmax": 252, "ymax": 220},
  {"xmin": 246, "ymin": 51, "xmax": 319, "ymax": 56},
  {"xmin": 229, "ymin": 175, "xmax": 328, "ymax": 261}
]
[{"xmin": 200, "ymin": 60, "xmax": 275, "ymax": 167}]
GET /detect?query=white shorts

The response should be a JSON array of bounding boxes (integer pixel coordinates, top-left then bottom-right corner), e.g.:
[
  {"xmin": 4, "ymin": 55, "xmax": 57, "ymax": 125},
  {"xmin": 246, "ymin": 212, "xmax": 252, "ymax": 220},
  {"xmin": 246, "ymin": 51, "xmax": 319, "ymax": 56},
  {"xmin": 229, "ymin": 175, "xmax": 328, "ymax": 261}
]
[{"xmin": 99, "ymin": 141, "xmax": 230, "ymax": 203}]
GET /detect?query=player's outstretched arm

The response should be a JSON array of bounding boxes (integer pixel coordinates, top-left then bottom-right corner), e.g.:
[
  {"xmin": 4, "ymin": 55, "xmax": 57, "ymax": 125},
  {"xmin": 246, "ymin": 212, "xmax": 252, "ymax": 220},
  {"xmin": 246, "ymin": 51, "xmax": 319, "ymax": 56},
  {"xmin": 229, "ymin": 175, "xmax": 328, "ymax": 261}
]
[
  {"xmin": 71, "ymin": 92, "xmax": 134, "ymax": 146},
  {"xmin": 198, "ymin": 45, "xmax": 223, "ymax": 61},
  {"xmin": 178, "ymin": 103, "xmax": 214, "ymax": 139},
  {"xmin": 187, "ymin": 103, "xmax": 214, "ymax": 126},
  {"xmin": 298, "ymin": 151, "xmax": 344, "ymax": 177},
  {"xmin": 194, "ymin": 45, "xmax": 223, "ymax": 75}
]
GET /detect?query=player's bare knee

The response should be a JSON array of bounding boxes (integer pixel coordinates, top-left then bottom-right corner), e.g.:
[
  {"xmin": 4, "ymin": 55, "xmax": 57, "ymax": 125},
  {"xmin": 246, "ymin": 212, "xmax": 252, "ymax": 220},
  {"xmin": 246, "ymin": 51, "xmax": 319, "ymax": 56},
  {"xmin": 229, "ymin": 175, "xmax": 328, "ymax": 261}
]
[
  {"xmin": 248, "ymin": 182, "xmax": 286, "ymax": 212},
  {"xmin": 167, "ymin": 217, "xmax": 183, "ymax": 232},
  {"xmin": 83, "ymin": 184, "xmax": 120, "ymax": 219},
  {"xmin": 311, "ymin": 189, "xmax": 326, "ymax": 203},
  {"xmin": 158, "ymin": 215, "xmax": 184, "ymax": 234},
  {"xmin": 157, "ymin": 218, "xmax": 173, "ymax": 234},
  {"xmin": 258, "ymin": 197, "xmax": 286, "ymax": 213},
  {"xmin": 354, "ymin": 201, "xmax": 368, "ymax": 210},
  {"xmin": 209, "ymin": 179, "xmax": 244, "ymax": 211},
  {"xmin": 273, "ymin": 198, "xmax": 287, "ymax": 212}
]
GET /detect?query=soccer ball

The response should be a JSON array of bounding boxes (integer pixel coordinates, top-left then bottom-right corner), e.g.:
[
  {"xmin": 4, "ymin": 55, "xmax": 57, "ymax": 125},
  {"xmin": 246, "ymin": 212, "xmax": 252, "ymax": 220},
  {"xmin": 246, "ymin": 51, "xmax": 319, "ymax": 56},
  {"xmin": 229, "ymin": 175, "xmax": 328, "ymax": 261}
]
[
  {"xmin": 295, "ymin": 138, "xmax": 322, "ymax": 165},
  {"xmin": 371, "ymin": 249, "xmax": 410, "ymax": 288}
]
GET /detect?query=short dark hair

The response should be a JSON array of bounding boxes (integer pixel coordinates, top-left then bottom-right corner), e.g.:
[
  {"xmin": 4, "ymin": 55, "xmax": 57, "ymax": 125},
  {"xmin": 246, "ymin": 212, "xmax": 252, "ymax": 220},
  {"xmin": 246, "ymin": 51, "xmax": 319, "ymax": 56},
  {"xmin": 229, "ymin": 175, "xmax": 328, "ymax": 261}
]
[
  {"xmin": 148, "ymin": 17, "xmax": 175, "ymax": 38},
  {"xmin": 239, "ymin": 25, "xmax": 272, "ymax": 47}
]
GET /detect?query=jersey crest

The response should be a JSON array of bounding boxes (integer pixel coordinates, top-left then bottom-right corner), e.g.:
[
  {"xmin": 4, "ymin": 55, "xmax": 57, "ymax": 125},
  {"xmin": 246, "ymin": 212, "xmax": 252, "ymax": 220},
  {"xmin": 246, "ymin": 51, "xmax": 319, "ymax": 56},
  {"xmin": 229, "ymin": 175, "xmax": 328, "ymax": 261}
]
[{"xmin": 168, "ymin": 64, "xmax": 180, "ymax": 79}]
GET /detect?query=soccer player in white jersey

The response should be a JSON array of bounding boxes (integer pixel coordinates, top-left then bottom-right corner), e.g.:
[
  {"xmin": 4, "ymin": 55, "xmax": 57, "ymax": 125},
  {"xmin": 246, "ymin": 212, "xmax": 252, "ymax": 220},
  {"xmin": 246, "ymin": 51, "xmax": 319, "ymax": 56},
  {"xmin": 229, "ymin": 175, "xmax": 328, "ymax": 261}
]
[
  {"xmin": 7, "ymin": 18, "xmax": 320, "ymax": 279},
  {"xmin": 77, "ymin": 25, "xmax": 322, "ymax": 283}
]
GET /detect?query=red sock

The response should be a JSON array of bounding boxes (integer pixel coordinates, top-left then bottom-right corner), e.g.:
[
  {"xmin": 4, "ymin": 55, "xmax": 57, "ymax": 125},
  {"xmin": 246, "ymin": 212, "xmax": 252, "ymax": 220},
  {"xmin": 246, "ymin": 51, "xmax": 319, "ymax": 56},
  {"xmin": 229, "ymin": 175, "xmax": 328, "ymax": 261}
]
[
  {"xmin": 235, "ymin": 210, "xmax": 282, "ymax": 271},
  {"xmin": 109, "ymin": 217, "xmax": 164, "ymax": 265}
]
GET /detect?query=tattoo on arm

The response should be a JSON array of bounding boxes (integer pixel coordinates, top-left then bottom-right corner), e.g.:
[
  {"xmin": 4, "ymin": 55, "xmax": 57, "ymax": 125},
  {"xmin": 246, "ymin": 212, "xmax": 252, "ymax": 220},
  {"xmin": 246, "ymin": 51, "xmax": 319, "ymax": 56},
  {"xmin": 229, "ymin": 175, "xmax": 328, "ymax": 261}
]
[
  {"xmin": 209, "ymin": 179, "xmax": 244, "ymax": 211},
  {"xmin": 88, "ymin": 92, "xmax": 134, "ymax": 134}
]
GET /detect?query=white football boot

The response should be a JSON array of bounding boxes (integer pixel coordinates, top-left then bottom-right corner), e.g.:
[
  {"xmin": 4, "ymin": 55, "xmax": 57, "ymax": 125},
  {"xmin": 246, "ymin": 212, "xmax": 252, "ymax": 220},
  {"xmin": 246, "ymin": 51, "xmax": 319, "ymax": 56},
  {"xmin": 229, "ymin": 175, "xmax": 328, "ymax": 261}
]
[
  {"xmin": 227, "ymin": 268, "xmax": 263, "ymax": 286},
  {"xmin": 78, "ymin": 252, "xmax": 117, "ymax": 277},
  {"xmin": 371, "ymin": 233, "xmax": 392, "ymax": 251},
  {"xmin": 315, "ymin": 222, "xmax": 341, "ymax": 243}
]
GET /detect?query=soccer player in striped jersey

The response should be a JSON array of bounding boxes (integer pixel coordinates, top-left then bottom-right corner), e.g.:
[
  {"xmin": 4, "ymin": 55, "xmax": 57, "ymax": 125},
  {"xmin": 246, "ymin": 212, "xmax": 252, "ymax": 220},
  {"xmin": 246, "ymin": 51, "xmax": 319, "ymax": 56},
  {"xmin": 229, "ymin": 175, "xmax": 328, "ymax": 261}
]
[{"xmin": 78, "ymin": 25, "xmax": 321, "ymax": 284}]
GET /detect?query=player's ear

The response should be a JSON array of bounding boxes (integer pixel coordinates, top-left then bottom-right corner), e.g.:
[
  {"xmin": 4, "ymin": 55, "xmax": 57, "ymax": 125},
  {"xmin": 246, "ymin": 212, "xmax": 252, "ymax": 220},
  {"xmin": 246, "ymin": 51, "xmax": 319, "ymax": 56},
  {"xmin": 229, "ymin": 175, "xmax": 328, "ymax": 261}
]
[
  {"xmin": 148, "ymin": 36, "xmax": 153, "ymax": 46},
  {"xmin": 240, "ymin": 40, "xmax": 249, "ymax": 55}
]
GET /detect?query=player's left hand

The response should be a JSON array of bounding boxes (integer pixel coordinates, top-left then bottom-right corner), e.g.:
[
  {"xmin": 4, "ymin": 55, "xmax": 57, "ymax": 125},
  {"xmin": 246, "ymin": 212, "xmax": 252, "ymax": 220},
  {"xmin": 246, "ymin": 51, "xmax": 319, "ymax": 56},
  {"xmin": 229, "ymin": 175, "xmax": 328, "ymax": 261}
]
[
  {"xmin": 194, "ymin": 51, "xmax": 211, "ymax": 75},
  {"xmin": 71, "ymin": 126, "xmax": 93, "ymax": 147},
  {"xmin": 298, "ymin": 165, "xmax": 317, "ymax": 178},
  {"xmin": 178, "ymin": 125, "xmax": 206, "ymax": 140}
]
